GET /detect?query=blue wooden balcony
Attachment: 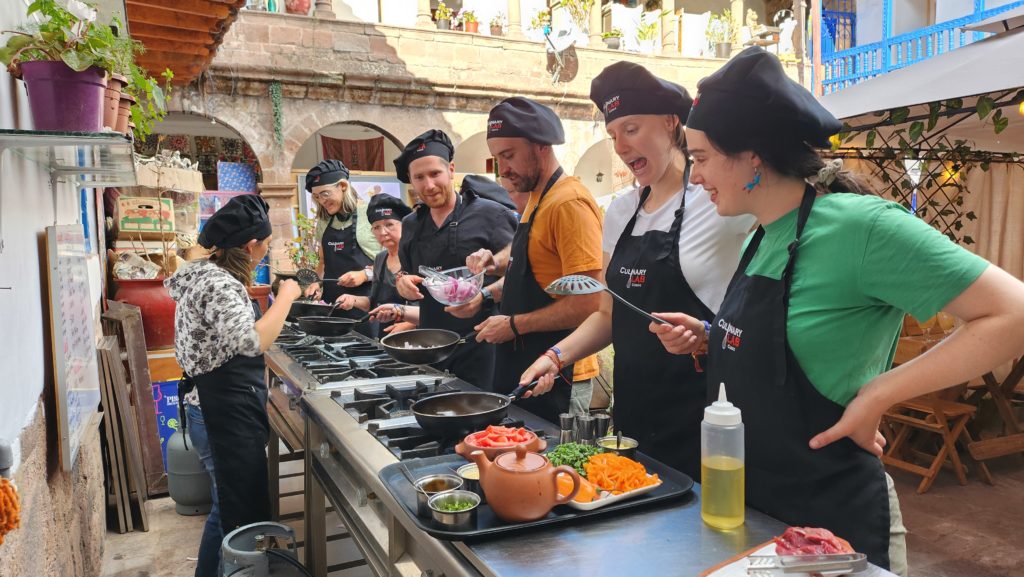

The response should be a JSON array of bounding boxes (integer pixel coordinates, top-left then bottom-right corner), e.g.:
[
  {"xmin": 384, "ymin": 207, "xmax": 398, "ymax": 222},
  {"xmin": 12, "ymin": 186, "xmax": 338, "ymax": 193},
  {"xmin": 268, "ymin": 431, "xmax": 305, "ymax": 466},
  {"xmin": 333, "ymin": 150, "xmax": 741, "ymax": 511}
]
[{"xmin": 820, "ymin": 0, "xmax": 1024, "ymax": 94}]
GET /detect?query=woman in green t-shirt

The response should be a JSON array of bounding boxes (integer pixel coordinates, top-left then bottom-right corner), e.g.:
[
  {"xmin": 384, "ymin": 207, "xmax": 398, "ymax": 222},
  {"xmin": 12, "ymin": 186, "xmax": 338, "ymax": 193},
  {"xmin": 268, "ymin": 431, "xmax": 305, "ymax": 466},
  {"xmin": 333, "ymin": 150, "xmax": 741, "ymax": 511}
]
[{"xmin": 652, "ymin": 47, "xmax": 1024, "ymax": 576}]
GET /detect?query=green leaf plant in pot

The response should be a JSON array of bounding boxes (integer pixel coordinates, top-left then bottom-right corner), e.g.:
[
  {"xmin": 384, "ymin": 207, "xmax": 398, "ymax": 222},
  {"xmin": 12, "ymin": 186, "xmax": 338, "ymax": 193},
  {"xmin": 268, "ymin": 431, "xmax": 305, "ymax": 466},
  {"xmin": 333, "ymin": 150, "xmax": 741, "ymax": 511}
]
[
  {"xmin": 460, "ymin": 10, "xmax": 479, "ymax": 34},
  {"xmin": 0, "ymin": 0, "xmax": 121, "ymax": 132},
  {"xmin": 435, "ymin": 1, "xmax": 453, "ymax": 30},
  {"xmin": 707, "ymin": 10, "xmax": 735, "ymax": 59},
  {"xmin": 601, "ymin": 28, "xmax": 623, "ymax": 50}
]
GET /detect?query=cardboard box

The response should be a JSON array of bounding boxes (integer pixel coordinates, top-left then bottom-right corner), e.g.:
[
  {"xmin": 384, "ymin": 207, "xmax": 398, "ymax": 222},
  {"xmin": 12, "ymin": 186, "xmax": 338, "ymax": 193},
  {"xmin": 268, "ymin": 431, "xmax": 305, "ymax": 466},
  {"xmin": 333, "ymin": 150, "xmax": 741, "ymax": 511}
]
[
  {"xmin": 118, "ymin": 197, "xmax": 175, "ymax": 239},
  {"xmin": 132, "ymin": 163, "xmax": 205, "ymax": 194}
]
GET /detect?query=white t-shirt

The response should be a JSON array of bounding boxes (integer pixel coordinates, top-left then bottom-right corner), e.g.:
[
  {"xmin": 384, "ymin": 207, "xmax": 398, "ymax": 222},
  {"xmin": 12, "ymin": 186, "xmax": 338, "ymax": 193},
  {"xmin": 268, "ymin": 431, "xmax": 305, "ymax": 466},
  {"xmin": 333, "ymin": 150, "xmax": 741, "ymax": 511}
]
[{"xmin": 602, "ymin": 184, "xmax": 756, "ymax": 314}]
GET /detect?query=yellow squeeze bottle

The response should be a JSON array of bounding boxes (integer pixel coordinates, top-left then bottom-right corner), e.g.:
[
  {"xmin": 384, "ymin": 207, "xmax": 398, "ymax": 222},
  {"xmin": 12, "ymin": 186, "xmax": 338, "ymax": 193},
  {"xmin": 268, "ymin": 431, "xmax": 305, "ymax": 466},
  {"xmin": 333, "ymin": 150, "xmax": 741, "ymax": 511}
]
[{"xmin": 701, "ymin": 383, "xmax": 745, "ymax": 530}]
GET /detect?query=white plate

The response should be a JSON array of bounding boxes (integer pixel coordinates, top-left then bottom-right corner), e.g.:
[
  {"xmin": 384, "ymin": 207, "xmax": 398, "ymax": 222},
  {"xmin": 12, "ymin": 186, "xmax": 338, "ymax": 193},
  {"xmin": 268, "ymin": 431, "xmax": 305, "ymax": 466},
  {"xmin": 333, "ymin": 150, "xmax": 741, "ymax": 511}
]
[{"xmin": 564, "ymin": 476, "xmax": 663, "ymax": 511}]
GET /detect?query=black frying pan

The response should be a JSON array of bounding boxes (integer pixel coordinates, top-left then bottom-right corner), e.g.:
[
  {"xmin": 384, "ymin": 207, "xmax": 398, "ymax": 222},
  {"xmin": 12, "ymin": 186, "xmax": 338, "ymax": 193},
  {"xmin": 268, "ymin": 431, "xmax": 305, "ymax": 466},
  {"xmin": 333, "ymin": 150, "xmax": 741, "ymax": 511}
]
[
  {"xmin": 296, "ymin": 314, "xmax": 369, "ymax": 337},
  {"xmin": 288, "ymin": 301, "xmax": 344, "ymax": 322},
  {"xmin": 379, "ymin": 328, "xmax": 476, "ymax": 365},
  {"xmin": 410, "ymin": 382, "xmax": 540, "ymax": 438}
]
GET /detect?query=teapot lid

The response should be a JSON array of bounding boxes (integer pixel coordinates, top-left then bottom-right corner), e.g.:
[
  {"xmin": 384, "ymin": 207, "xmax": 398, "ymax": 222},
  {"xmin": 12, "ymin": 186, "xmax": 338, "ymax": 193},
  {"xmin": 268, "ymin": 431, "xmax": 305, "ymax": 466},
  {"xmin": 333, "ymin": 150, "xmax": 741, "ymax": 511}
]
[{"xmin": 494, "ymin": 444, "xmax": 547, "ymax": 472}]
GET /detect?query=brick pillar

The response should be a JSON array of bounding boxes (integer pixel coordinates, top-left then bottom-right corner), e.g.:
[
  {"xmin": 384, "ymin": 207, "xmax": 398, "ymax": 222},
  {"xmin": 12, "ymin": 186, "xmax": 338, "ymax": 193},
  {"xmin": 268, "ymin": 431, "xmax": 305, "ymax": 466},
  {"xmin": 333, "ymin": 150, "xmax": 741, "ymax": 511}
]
[
  {"xmin": 416, "ymin": 0, "xmax": 433, "ymax": 28},
  {"xmin": 588, "ymin": 0, "xmax": 602, "ymax": 47},
  {"xmin": 259, "ymin": 182, "xmax": 299, "ymax": 275},
  {"xmin": 314, "ymin": 0, "xmax": 335, "ymax": 19},
  {"xmin": 507, "ymin": 0, "xmax": 523, "ymax": 38}
]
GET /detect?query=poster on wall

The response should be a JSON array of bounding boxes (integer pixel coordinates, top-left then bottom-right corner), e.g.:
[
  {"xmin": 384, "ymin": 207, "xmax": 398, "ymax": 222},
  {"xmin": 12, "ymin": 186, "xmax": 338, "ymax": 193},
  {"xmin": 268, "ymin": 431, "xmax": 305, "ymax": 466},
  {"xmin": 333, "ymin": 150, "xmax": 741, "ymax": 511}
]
[{"xmin": 46, "ymin": 225, "xmax": 101, "ymax": 472}]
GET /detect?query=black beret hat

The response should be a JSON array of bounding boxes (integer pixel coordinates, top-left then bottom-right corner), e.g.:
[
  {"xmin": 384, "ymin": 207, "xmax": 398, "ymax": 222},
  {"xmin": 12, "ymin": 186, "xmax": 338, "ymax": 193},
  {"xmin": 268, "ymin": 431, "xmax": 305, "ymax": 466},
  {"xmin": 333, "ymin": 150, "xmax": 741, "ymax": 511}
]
[
  {"xmin": 590, "ymin": 61, "xmax": 693, "ymax": 125},
  {"xmin": 487, "ymin": 97, "xmax": 565, "ymax": 145},
  {"xmin": 366, "ymin": 193, "xmax": 412, "ymax": 224},
  {"xmin": 198, "ymin": 194, "xmax": 272, "ymax": 249},
  {"xmin": 305, "ymin": 159, "xmax": 350, "ymax": 192},
  {"xmin": 393, "ymin": 129, "xmax": 455, "ymax": 184},
  {"xmin": 460, "ymin": 175, "xmax": 516, "ymax": 211},
  {"xmin": 686, "ymin": 47, "xmax": 841, "ymax": 149}
]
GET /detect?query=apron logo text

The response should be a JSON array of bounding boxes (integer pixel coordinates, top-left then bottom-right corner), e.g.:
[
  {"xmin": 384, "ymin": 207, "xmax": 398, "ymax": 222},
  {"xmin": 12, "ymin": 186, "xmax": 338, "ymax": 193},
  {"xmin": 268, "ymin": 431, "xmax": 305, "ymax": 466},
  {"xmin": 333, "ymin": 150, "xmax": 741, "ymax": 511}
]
[
  {"xmin": 620, "ymin": 267, "xmax": 647, "ymax": 289},
  {"xmin": 327, "ymin": 240, "xmax": 346, "ymax": 252},
  {"xmin": 718, "ymin": 319, "xmax": 743, "ymax": 351}
]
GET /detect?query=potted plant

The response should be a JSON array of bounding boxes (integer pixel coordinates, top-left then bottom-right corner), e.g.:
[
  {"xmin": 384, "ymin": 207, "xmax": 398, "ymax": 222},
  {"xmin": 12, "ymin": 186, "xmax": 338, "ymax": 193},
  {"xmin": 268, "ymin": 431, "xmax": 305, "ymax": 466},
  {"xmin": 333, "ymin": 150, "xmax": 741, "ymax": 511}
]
[
  {"xmin": 553, "ymin": 0, "xmax": 595, "ymax": 34},
  {"xmin": 285, "ymin": 0, "xmax": 311, "ymax": 15},
  {"xmin": 0, "ymin": 0, "xmax": 120, "ymax": 132},
  {"xmin": 707, "ymin": 10, "xmax": 735, "ymax": 58},
  {"xmin": 288, "ymin": 209, "xmax": 321, "ymax": 273},
  {"xmin": 636, "ymin": 9, "xmax": 670, "ymax": 54},
  {"xmin": 490, "ymin": 12, "xmax": 506, "ymax": 36},
  {"xmin": 529, "ymin": 9, "xmax": 552, "ymax": 37},
  {"xmin": 460, "ymin": 10, "xmax": 479, "ymax": 33},
  {"xmin": 602, "ymin": 28, "xmax": 623, "ymax": 50},
  {"xmin": 124, "ymin": 63, "xmax": 173, "ymax": 141},
  {"xmin": 434, "ymin": 1, "xmax": 453, "ymax": 30}
]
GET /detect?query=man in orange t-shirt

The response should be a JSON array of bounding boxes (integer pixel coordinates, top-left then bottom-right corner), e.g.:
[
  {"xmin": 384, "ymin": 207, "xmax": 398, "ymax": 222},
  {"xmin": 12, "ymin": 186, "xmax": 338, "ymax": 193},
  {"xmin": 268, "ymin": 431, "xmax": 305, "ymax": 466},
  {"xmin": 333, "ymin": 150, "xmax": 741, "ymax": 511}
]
[{"xmin": 448, "ymin": 97, "xmax": 603, "ymax": 422}]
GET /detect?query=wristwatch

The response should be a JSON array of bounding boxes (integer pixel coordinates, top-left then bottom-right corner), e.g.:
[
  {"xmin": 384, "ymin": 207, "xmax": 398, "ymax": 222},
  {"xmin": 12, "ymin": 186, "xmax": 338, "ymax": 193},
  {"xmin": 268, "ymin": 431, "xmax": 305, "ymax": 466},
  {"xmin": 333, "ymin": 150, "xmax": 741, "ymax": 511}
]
[{"xmin": 480, "ymin": 287, "xmax": 495, "ymax": 309}]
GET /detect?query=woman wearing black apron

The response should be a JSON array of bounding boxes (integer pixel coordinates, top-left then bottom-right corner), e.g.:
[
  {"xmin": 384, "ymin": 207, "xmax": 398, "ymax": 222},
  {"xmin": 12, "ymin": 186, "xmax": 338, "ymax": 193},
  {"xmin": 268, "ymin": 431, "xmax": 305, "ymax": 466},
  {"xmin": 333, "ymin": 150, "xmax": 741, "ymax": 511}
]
[
  {"xmin": 165, "ymin": 195, "xmax": 302, "ymax": 577},
  {"xmin": 304, "ymin": 160, "xmax": 381, "ymax": 314},
  {"xmin": 519, "ymin": 62, "xmax": 753, "ymax": 478},
  {"xmin": 393, "ymin": 130, "xmax": 517, "ymax": 388},
  {"xmin": 336, "ymin": 193, "xmax": 418, "ymax": 334},
  {"xmin": 655, "ymin": 48, "xmax": 1024, "ymax": 574}
]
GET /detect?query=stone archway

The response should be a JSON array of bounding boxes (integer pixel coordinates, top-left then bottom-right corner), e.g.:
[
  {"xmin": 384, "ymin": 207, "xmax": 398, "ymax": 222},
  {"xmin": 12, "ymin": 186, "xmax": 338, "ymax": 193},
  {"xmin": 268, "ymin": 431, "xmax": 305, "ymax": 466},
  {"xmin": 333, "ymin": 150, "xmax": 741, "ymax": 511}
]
[
  {"xmin": 573, "ymin": 137, "xmax": 631, "ymax": 202},
  {"xmin": 452, "ymin": 131, "xmax": 491, "ymax": 175}
]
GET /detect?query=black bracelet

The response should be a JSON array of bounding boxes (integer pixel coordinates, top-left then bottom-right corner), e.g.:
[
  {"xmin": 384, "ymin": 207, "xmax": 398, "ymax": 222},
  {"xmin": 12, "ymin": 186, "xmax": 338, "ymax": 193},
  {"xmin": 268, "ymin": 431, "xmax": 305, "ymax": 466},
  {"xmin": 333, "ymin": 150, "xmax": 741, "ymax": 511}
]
[{"xmin": 509, "ymin": 314, "xmax": 520, "ymax": 337}]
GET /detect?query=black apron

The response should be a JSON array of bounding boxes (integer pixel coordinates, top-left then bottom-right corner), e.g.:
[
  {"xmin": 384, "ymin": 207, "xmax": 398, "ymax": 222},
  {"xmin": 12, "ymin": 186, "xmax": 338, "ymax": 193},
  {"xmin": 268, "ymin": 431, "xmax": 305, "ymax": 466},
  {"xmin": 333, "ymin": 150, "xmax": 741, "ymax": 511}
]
[
  {"xmin": 409, "ymin": 194, "xmax": 495, "ymax": 389},
  {"xmin": 190, "ymin": 299, "xmax": 271, "ymax": 533},
  {"xmin": 368, "ymin": 249, "xmax": 401, "ymax": 331},
  {"xmin": 606, "ymin": 179, "xmax": 711, "ymax": 480},
  {"xmin": 321, "ymin": 212, "xmax": 373, "ymax": 304},
  {"xmin": 494, "ymin": 168, "xmax": 572, "ymax": 424},
  {"xmin": 707, "ymin": 186, "xmax": 891, "ymax": 568}
]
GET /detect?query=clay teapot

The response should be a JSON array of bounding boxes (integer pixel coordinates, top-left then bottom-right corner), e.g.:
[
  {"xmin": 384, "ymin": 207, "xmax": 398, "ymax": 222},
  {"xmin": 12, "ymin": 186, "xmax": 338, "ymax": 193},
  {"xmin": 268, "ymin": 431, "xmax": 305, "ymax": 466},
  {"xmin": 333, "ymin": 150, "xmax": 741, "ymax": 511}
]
[{"xmin": 469, "ymin": 445, "xmax": 580, "ymax": 523}]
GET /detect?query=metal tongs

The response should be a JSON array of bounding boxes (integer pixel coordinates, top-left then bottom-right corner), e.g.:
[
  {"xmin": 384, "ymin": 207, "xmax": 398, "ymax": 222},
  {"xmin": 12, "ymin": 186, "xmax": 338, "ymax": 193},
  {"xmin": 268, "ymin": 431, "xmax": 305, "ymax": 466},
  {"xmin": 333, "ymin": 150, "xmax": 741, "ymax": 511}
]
[{"xmin": 746, "ymin": 553, "xmax": 868, "ymax": 576}]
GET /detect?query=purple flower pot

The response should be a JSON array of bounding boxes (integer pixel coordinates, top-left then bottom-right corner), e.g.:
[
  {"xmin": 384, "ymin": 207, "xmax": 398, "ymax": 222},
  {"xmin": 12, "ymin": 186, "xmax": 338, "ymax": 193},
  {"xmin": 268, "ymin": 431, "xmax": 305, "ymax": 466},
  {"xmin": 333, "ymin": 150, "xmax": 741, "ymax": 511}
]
[{"xmin": 20, "ymin": 61, "xmax": 107, "ymax": 132}]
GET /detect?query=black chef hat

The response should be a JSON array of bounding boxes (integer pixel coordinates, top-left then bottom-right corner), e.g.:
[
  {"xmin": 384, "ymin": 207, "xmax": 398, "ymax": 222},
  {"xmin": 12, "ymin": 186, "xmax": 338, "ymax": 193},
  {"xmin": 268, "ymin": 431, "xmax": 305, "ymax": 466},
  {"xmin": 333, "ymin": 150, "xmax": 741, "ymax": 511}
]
[
  {"xmin": 366, "ymin": 193, "xmax": 412, "ymax": 223},
  {"xmin": 198, "ymin": 194, "xmax": 271, "ymax": 249},
  {"xmin": 686, "ymin": 47, "xmax": 841, "ymax": 149},
  {"xmin": 305, "ymin": 159, "xmax": 350, "ymax": 192},
  {"xmin": 590, "ymin": 61, "xmax": 693, "ymax": 125},
  {"xmin": 394, "ymin": 130, "xmax": 455, "ymax": 184},
  {"xmin": 460, "ymin": 175, "xmax": 515, "ymax": 211},
  {"xmin": 487, "ymin": 97, "xmax": 565, "ymax": 145}
]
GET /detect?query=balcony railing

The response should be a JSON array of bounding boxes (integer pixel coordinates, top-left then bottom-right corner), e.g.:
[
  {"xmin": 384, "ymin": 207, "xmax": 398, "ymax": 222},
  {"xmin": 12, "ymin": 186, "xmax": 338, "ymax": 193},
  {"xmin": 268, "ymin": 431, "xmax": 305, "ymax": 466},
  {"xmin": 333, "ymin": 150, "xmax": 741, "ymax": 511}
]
[{"xmin": 821, "ymin": 0, "xmax": 1024, "ymax": 94}]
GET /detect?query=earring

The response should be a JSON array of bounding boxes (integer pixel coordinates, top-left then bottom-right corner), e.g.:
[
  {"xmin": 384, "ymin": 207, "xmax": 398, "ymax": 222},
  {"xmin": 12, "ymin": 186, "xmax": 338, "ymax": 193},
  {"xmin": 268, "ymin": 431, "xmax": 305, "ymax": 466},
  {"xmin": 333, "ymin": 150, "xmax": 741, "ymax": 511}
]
[{"xmin": 744, "ymin": 168, "xmax": 762, "ymax": 193}]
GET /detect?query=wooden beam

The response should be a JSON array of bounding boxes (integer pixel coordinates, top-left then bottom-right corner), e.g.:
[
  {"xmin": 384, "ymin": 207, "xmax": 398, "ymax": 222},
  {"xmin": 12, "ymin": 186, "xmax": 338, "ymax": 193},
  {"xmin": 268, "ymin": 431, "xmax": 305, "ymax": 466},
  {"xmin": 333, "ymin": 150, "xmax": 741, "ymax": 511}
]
[
  {"xmin": 136, "ymin": 37, "xmax": 210, "ymax": 56},
  {"xmin": 127, "ymin": 0, "xmax": 230, "ymax": 19},
  {"xmin": 130, "ymin": 22, "xmax": 215, "ymax": 45},
  {"xmin": 137, "ymin": 50, "xmax": 206, "ymax": 65},
  {"xmin": 126, "ymin": 5, "xmax": 221, "ymax": 32}
]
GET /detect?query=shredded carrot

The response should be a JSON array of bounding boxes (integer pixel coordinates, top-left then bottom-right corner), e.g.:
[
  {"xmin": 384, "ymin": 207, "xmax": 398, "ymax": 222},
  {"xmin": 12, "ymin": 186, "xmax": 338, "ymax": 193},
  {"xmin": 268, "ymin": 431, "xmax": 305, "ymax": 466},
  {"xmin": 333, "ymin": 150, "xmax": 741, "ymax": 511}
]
[
  {"xmin": 0, "ymin": 478, "xmax": 21, "ymax": 545},
  {"xmin": 583, "ymin": 453, "xmax": 660, "ymax": 495}
]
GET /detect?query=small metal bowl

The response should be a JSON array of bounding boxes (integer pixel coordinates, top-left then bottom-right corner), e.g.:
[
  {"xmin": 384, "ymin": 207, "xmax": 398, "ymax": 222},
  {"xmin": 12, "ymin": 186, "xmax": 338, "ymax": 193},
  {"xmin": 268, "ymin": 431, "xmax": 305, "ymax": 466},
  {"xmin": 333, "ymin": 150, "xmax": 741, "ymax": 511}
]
[
  {"xmin": 455, "ymin": 463, "xmax": 485, "ymax": 503},
  {"xmin": 428, "ymin": 490, "xmax": 480, "ymax": 530},
  {"xmin": 414, "ymin": 474, "xmax": 463, "ymax": 518},
  {"xmin": 596, "ymin": 435, "xmax": 639, "ymax": 459}
]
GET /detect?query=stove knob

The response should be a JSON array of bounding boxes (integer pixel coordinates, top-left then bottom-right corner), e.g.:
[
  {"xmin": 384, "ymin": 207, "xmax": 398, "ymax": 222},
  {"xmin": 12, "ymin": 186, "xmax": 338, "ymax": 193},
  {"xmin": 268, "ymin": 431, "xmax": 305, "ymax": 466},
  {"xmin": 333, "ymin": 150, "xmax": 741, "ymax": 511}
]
[{"xmin": 319, "ymin": 442, "xmax": 330, "ymax": 459}]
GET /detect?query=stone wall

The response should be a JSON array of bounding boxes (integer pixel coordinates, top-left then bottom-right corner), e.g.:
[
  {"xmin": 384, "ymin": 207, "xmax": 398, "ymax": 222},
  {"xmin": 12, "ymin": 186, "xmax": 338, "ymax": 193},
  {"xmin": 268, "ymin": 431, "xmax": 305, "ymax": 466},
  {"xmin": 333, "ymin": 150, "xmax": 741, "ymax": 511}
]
[{"xmin": 0, "ymin": 401, "xmax": 105, "ymax": 577}]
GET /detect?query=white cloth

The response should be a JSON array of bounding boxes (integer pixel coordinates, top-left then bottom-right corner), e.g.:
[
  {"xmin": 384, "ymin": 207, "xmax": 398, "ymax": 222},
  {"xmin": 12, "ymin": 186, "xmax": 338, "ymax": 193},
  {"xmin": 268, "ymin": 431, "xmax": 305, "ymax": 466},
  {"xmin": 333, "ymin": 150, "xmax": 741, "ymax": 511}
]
[{"xmin": 601, "ymin": 184, "xmax": 755, "ymax": 314}]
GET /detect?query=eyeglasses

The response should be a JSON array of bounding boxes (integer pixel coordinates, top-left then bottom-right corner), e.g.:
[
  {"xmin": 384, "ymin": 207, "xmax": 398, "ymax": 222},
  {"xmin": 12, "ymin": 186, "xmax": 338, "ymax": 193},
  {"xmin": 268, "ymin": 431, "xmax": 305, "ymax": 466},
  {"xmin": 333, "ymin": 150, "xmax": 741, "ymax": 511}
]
[{"xmin": 312, "ymin": 182, "xmax": 342, "ymax": 201}]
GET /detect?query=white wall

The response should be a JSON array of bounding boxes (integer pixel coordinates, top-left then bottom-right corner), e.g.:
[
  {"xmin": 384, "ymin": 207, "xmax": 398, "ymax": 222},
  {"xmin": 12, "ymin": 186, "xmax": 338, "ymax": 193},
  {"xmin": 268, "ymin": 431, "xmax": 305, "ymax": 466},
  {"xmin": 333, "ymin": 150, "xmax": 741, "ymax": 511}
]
[
  {"xmin": 857, "ymin": 0, "xmax": 885, "ymax": 45},
  {"xmin": 892, "ymin": 0, "xmax": 930, "ymax": 36},
  {"xmin": 333, "ymin": 0, "xmax": 379, "ymax": 22},
  {"xmin": 380, "ymin": 0, "xmax": 417, "ymax": 27},
  {"xmin": 936, "ymin": 0, "xmax": 974, "ymax": 23}
]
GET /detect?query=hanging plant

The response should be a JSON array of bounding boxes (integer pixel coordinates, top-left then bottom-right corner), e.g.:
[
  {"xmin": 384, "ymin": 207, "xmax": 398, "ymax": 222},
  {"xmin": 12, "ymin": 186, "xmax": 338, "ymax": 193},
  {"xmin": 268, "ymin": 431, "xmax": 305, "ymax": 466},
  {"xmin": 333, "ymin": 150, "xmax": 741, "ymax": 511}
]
[{"xmin": 269, "ymin": 81, "xmax": 283, "ymax": 147}]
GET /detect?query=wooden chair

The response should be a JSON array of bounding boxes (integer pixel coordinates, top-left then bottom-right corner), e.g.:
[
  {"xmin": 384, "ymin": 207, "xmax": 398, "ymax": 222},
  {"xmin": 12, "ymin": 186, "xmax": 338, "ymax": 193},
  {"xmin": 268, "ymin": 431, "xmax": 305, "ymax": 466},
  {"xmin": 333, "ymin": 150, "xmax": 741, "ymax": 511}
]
[{"xmin": 882, "ymin": 394, "xmax": 994, "ymax": 494}]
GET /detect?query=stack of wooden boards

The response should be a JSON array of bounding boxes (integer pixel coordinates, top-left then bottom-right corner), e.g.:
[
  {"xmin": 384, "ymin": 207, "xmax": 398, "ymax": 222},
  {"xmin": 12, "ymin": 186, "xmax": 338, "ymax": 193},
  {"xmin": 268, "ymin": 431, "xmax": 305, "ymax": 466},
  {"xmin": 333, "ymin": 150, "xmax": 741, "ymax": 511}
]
[{"xmin": 97, "ymin": 334, "xmax": 149, "ymax": 533}]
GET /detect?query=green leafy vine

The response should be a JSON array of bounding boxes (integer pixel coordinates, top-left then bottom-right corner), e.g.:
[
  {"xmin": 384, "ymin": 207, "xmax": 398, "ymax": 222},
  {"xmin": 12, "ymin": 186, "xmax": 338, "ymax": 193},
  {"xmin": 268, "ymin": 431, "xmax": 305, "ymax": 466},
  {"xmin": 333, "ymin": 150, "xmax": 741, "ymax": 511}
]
[{"xmin": 270, "ymin": 81, "xmax": 283, "ymax": 147}]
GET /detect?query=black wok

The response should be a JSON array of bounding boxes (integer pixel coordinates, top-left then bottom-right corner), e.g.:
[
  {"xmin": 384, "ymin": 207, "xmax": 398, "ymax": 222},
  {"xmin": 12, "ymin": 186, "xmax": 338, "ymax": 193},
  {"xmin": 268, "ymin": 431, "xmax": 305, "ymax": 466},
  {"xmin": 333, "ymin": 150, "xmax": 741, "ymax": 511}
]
[
  {"xmin": 296, "ymin": 314, "xmax": 369, "ymax": 337},
  {"xmin": 411, "ymin": 391, "xmax": 511, "ymax": 438},
  {"xmin": 379, "ymin": 328, "xmax": 476, "ymax": 365},
  {"xmin": 410, "ymin": 381, "xmax": 541, "ymax": 438},
  {"xmin": 288, "ymin": 301, "xmax": 345, "ymax": 322}
]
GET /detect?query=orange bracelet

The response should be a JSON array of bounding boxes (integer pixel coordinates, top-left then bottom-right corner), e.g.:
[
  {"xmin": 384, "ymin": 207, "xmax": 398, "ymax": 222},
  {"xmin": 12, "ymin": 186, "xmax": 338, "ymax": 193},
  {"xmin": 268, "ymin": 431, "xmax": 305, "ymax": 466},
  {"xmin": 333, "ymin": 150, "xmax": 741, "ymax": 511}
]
[{"xmin": 543, "ymin": 349, "xmax": 562, "ymax": 372}]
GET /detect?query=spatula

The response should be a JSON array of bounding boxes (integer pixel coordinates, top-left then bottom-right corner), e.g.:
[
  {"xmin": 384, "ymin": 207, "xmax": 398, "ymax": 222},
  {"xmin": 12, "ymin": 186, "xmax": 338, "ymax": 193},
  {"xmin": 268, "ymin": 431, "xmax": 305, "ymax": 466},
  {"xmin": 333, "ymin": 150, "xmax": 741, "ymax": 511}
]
[{"xmin": 545, "ymin": 275, "xmax": 670, "ymax": 326}]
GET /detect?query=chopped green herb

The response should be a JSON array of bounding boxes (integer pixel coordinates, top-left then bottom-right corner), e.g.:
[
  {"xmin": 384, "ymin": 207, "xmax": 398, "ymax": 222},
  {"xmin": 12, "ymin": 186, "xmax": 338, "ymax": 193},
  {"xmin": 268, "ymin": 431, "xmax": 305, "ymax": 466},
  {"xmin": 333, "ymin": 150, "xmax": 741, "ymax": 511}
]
[
  {"xmin": 546, "ymin": 443, "xmax": 603, "ymax": 476},
  {"xmin": 436, "ymin": 499, "xmax": 475, "ymax": 512}
]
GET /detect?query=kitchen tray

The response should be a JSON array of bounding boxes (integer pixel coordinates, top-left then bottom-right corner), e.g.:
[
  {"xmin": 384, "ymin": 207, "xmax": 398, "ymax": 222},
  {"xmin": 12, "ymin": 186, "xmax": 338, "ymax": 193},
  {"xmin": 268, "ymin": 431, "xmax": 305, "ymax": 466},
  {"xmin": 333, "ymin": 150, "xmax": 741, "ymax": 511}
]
[{"xmin": 378, "ymin": 451, "xmax": 694, "ymax": 541}]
